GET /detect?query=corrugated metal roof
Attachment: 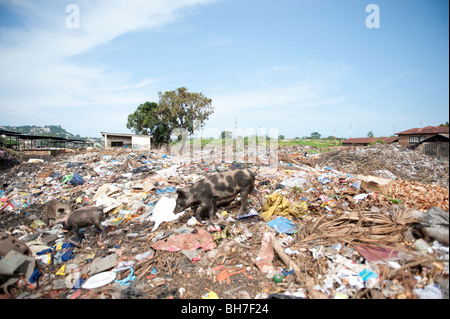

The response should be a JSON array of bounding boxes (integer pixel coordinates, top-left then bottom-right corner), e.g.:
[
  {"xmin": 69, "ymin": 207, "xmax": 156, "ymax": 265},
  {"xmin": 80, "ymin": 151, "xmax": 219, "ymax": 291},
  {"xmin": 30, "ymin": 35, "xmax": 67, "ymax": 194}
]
[
  {"xmin": 101, "ymin": 132, "xmax": 153, "ymax": 138},
  {"xmin": 395, "ymin": 126, "xmax": 449, "ymax": 135}
]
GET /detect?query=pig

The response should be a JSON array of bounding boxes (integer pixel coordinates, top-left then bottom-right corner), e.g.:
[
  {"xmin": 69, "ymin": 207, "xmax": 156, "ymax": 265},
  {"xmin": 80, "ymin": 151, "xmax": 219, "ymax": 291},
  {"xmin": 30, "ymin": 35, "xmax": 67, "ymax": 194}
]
[
  {"xmin": 42, "ymin": 200, "xmax": 72, "ymax": 225},
  {"xmin": 63, "ymin": 206, "xmax": 106, "ymax": 238},
  {"xmin": 174, "ymin": 168, "xmax": 264, "ymax": 222}
]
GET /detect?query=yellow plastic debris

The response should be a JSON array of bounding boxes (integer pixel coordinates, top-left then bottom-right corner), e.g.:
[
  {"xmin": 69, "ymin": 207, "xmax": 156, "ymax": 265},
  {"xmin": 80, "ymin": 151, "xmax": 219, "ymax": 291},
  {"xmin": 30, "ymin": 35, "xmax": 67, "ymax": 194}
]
[
  {"xmin": 56, "ymin": 264, "xmax": 66, "ymax": 276},
  {"xmin": 260, "ymin": 193, "xmax": 308, "ymax": 222},
  {"xmin": 202, "ymin": 288, "xmax": 219, "ymax": 299}
]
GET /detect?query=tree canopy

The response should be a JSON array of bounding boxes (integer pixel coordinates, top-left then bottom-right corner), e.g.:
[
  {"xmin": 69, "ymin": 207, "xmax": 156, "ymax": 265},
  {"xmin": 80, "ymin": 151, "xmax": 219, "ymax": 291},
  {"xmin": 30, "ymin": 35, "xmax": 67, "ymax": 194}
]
[{"xmin": 126, "ymin": 87, "xmax": 213, "ymax": 147}]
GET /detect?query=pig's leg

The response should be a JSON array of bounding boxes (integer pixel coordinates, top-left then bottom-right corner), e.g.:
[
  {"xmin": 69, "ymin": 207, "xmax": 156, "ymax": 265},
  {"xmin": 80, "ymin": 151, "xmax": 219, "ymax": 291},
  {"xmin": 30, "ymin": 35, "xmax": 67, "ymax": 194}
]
[
  {"xmin": 196, "ymin": 201, "xmax": 216, "ymax": 222},
  {"xmin": 94, "ymin": 222, "xmax": 106, "ymax": 238},
  {"xmin": 209, "ymin": 200, "xmax": 218, "ymax": 222},
  {"xmin": 71, "ymin": 225, "xmax": 80, "ymax": 236},
  {"xmin": 194, "ymin": 205, "xmax": 202, "ymax": 220},
  {"xmin": 69, "ymin": 225, "xmax": 84, "ymax": 240},
  {"xmin": 251, "ymin": 188, "xmax": 265, "ymax": 209},
  {"xmin": 239, "ymin": 189, "xmax": 250, "ymax": 215}
]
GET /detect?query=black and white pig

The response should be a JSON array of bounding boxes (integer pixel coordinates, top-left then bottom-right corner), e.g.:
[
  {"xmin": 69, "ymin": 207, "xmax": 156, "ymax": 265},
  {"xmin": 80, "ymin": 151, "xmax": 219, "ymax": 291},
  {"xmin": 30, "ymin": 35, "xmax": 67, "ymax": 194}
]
[{"xmin": 174, "ymin": 168, "xmax": 264, "ymax": 222}]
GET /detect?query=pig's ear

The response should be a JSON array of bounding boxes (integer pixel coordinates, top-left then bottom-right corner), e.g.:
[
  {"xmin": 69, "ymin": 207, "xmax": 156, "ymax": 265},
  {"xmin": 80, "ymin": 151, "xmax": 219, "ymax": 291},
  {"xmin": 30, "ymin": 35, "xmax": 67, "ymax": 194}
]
[{"xmin": 176, "ymin": 189, "xmax": 187, "ymax": 198}]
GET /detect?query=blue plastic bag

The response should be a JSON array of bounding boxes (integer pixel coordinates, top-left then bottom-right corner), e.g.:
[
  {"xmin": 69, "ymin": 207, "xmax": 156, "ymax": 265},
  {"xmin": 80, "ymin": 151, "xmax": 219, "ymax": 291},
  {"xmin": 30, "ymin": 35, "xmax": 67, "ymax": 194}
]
[
  {"xmin": 267, "ymin": 217, "xmax": 299, "ymax": 234},
  {"xmin": 69, "ymin": 173, "xmax": 85, "ymax": 186}
]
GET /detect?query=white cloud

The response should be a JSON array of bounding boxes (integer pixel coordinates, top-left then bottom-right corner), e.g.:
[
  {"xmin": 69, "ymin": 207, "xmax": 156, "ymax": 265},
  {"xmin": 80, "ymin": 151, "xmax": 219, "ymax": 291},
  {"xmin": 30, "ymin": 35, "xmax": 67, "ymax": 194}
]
[
  {"xmin": 213, "ymin": 82, "xmax": 346, "ymax": 113},
  {"xmin": 199, "ymin": 60, "xmax": 353, "ymax": 138},
  {"xmin": 203, "ymin": 79, "xmax": 349, "ymax": 138},
  {"xmin": 0, "ymin": 0, "xmax": 218, "ymax": 135}
]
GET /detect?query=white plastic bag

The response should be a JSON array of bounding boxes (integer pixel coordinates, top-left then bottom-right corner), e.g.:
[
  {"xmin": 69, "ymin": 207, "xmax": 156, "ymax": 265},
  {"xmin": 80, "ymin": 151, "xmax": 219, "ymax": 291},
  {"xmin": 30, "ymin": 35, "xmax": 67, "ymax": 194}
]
[{"xmin": 150, "ymin": 197, "xmax": 185, "ymax": 232}]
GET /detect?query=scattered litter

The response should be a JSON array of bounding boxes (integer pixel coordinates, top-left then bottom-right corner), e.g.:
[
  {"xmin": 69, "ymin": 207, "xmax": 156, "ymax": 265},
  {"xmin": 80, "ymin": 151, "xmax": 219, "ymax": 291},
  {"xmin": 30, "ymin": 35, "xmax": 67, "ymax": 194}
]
[
  {"xmin": 260, "ymin": 193, "xmax": 308, "ymax": 222},
  {"xmin": 81, "ymin": 271, "xmax": 116, "ymax": 289},
  {"xmin": 216, "ymin": 267, "xmax": 246, "ymax": 285},
  {"xmin": 0, "ymin": 143, "xmax": 448, "ymax": 299},
  {"xmin": 414, "ymin": 284, "xmax": 444, "ymax": 299},
  {"xmin": 255, "ymin": 232, "xmax": 275, "ymax": 274},
  {"xmin": 237, "ymin": 208, "xmax": 259, "ymax": 219},
  {"xmin": 152, "ymin": 228, "xmax": 216, "ymax": 252},
  {"xmin": 150, "ymin": 197, "xmax": 185, "ymax": 232},
  {"xmin": 266, "ymin": 216, "xmax": 299, "ymax": 234},
  {"xmin": 273, "ymin": 273, "xmax": 284, "ymax": 283},
  {"xmin": 202, "ymin": 288, "xmax": 219, "ymax": 299},
  {"xmin": 361, "ymin": 176, "xmax": 393, "ymax": 195}
]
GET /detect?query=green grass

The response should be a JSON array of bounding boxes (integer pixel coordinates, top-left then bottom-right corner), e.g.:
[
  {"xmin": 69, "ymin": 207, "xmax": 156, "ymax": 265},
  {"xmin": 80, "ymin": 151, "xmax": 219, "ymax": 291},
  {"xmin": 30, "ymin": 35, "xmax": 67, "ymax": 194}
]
[
  {"xmin": 278, "ymin": 139, "xmax": 341, "ymax": 148},
  {"xmin": 172, "ymin": 138, "xmax": 341, "ymax": 149}
]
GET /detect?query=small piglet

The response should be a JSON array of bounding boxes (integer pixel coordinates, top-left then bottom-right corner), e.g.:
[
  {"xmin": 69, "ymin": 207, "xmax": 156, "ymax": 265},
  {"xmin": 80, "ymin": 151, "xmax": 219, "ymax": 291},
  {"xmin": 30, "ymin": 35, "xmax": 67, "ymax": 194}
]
[
  {"xmin": 63, "ymin": 206, "xmax": 106, "ymax": 238},
  {"xmin": 174, "ymin": 168, "xmax": 263, "ymax": 222}
]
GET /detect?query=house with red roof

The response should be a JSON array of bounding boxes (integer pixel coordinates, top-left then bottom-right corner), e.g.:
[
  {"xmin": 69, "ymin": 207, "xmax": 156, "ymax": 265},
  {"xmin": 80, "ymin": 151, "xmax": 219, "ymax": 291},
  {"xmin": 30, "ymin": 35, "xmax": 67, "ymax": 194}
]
[
  {"xmin": 395, "ymin": 126, "xmax": 449, "ymax": 146},
  {"xmin": 341, "ymin": 136, "xmax": 398, "ymax": 146}
]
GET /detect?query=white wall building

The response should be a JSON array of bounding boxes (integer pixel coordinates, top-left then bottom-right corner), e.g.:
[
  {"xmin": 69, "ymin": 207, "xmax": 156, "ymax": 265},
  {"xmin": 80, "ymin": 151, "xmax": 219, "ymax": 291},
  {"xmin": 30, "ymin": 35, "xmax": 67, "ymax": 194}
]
[{"xmin": 101, "ymin": 132, "xmax": 152, "ymax": 150}]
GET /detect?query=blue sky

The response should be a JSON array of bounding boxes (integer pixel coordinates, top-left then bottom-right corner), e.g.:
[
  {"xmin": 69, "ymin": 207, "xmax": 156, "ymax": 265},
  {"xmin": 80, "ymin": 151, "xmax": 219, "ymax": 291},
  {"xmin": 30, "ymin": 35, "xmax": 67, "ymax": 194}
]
[{"xmin": 0, "ymin": 0, "xmax": 448, "ymax": 139}]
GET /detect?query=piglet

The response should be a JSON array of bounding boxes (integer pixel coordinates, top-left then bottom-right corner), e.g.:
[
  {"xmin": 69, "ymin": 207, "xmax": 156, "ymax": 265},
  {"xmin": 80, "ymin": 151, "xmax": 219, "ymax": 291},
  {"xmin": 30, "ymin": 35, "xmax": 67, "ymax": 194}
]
[
  {"xmin": 174, "ymin": 168, "xmax": 264, "ymax": 222},
  {"xmin": 63, "ymin": 206, "xmax": 106, "ymax": 238}
]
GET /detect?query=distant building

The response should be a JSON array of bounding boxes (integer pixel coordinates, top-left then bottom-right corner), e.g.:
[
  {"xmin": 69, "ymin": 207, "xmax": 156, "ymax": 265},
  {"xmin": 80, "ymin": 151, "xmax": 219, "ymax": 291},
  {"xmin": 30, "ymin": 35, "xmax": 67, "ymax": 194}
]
[
  {"xmin": 408, "ymin": 133, "xmax": 449, "ymax": 157},
  {"xmin": 101, "ymin": 132, "xmax": 152, "ymax": 150},
  {"xmin": 341, "ymin": 136, "xmax": 398, "ymax": 147},
  {"xmin": 395, "ymin": 126, "xmax": 449, "ymax": 146}
]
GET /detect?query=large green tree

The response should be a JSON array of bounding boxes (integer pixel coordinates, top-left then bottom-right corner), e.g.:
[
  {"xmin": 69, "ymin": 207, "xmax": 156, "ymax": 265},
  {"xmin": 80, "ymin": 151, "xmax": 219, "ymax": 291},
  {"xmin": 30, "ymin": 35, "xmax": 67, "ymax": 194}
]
[
  {"xmin": 158, "ymin": 87, "xmax": 213, "ymax": 136},
  {"xmin": 126, "ymin": 101, "xmax": 171, "ymax": 147},
  {"xmin": 126, "ymin": 87, "xmax": 213, "ymax": 147}
]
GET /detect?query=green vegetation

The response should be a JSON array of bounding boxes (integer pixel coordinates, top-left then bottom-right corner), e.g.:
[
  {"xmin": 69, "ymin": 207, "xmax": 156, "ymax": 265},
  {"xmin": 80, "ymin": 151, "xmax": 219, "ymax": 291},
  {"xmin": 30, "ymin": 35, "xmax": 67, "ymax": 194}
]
[
  {"xmin": 368, "ymin": 139, "xmax": 386, "ymax": 146},
  {"xmin": 1, "ymin": 125, "xmax": 73, "ymax": 138},
  {"xmin": 171, "ymin": 135, "xmax": 341, "ymax": 152},
  {"xmin": 127, "ymin": 87, "xmax": 213, "ymax": 148},
  {"xmin": 278, "ymin": 139, "xmax": 341, "ymax": 148}
]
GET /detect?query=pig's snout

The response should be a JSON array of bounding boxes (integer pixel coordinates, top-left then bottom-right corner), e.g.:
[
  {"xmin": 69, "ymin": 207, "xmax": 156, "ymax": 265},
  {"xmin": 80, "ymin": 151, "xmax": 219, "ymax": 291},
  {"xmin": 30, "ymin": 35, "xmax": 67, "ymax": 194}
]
[{"xmin": 173, "ymin": 203, "xmax": 185, "ymax": 214}]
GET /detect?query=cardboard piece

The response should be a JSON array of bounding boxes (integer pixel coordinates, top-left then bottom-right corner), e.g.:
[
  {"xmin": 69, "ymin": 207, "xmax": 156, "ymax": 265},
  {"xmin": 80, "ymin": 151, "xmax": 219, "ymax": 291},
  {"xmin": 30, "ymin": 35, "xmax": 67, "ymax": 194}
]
[{"xmin": 361, "ymin": 176, "xmax": 393, "ymax": 195}]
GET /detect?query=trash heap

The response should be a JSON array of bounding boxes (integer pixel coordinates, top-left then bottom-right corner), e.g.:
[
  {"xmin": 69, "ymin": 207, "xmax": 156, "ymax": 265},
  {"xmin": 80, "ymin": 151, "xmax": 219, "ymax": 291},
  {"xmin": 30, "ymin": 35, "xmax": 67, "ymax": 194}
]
[
  {"xmin": 0, "ymin": 144, "xmax": 448, "ymax": 299},
  {"xmin": 314, "ymin": 143, "xmax": 449, "ymax": 188}
]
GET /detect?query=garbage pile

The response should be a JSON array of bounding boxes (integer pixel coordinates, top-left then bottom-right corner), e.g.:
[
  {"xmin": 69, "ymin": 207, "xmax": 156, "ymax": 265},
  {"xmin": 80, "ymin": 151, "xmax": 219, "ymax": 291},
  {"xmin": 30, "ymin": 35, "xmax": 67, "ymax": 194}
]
[
  {"xmin": 0, "ymin": 144, "xmax": 448, "ymax": 299},
  {"xmin": 313, "ymin": 143, "xmax": 449, "ymax": 188}
]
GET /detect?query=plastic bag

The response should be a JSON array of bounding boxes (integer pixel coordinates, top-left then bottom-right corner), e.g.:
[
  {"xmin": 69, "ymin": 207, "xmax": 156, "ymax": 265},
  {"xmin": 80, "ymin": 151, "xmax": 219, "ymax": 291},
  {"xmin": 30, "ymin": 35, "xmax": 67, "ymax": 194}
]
[
  {"xmin": 150, "ymin": 197, "xmax": 185, "ymax": 232},
  {"xmin": 260, "ymin": 193, "xmax": 308, "ymax": 222},
  {"xmin": 152, "ymin": 228, "xmax": 216, "ymax": 252},
  {"xmin": 267, "ymin": 217, "xmax": 299, "ymax": 234}
]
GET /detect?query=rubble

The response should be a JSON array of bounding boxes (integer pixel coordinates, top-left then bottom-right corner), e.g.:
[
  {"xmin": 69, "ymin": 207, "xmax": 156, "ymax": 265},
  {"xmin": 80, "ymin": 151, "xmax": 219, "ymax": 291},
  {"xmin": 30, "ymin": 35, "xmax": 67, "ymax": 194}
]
[
  {"xmin": 0, "ymin": 143, "xmax": 448, "ymax": 299},
  {"xmin": 314, "ymin": 143, "xmax": 449, "ymax": 188}
]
